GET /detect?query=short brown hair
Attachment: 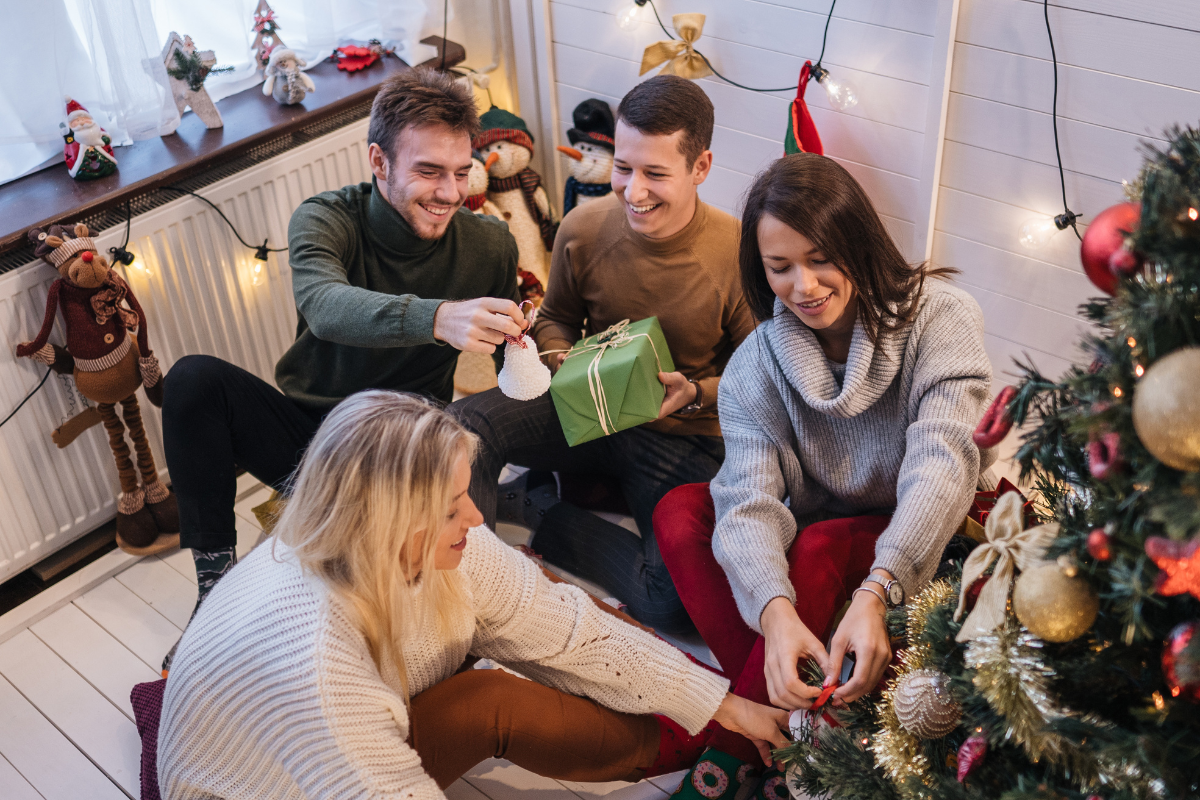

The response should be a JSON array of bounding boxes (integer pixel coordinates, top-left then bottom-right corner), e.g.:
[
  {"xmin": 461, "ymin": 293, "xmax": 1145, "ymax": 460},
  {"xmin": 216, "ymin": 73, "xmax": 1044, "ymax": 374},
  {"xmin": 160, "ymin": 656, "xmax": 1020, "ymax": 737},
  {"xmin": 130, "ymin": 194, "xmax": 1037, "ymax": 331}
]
[
  {"xmin": 368, "ymin": 68, "xmax": 480, "ymax": 161},
  {"xmin": 616, "ymin": 75, "xmax": 714, "ymax": 167},
  {"xmin": 739, "ymin": 154, "xmax": 956, "ymax": 342}
]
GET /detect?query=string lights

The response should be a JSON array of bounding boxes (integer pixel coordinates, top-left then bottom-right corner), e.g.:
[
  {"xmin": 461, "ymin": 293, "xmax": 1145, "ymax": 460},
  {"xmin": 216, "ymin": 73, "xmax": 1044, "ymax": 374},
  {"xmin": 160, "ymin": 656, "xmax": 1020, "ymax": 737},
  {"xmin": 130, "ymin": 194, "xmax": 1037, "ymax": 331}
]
[
  {"xmin": 621, "ymin": 0, "xmax": 857, "ymax": 109},
  {"xmin": 1018, "ymin": 0, "xmax": 1081, "ymax": 249}
]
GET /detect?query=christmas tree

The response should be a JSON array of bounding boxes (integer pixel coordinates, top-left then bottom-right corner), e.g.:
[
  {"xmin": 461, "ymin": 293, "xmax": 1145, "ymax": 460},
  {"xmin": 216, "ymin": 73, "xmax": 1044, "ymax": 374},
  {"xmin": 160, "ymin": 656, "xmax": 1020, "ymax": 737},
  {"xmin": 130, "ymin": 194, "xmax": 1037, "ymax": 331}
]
[{"xmin": 776, "ymin": 126, "xmax": 1200, "ymax": 800}]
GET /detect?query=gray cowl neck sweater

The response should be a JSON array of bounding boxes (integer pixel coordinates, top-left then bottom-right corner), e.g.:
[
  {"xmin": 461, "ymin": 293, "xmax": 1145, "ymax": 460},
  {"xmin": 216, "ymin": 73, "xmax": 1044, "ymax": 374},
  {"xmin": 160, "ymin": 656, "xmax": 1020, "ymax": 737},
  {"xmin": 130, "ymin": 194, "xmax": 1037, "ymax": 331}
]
[{"xmin": 710, "ymin": 278, "xmax": 995, "ymax": 632}]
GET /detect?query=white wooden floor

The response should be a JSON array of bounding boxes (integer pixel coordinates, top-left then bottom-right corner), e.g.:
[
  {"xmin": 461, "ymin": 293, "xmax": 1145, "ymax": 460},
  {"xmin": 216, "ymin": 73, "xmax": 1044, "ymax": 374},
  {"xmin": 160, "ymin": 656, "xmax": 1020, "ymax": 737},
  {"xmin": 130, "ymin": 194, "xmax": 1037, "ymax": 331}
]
[{"xmin": 0, "ymin": 472, "xmax": 704, "ymax": 799}]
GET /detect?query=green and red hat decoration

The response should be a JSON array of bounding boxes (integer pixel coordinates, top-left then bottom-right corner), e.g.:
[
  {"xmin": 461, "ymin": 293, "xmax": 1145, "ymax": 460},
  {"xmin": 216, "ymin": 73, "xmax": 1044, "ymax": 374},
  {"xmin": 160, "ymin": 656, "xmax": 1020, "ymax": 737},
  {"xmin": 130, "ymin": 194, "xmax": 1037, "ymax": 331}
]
[
  {"xmin": 784, "ymin": 61, "xmax": 823, "ymax": 156},
  {"xmin": 473, "ymin": 107, "xmax": 534, "ymax": 152}
]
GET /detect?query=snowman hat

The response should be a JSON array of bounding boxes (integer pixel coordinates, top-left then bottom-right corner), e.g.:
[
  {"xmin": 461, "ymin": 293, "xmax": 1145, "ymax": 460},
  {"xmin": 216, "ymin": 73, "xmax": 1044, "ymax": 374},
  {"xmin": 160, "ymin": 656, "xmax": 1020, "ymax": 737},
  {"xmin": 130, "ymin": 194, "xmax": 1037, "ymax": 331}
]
[
  {"xmin": 65, "ymin": 97, "xmax": 91, "ymax": 123},
  {"xmin": 566, "ymin": 99, "xmax": 614, "ymax": 151},
  {"xmin": 473, "ymin": 107, "xmax": 534, "ymax": 152}
]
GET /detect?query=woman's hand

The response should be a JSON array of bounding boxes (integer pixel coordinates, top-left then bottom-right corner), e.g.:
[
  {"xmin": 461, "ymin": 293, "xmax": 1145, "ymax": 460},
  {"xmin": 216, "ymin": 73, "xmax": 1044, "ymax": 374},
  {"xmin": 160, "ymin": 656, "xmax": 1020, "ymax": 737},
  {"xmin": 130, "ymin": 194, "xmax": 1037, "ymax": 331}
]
[
  {"xmin": 829, "ymin": 580, "xmax": 893, "ymax": 706},
  {"xmin": 760, "ymin": 597, "xmax": 833, "ymax": 710},
  {"xmin": 711, "ymin": 692, "xmax": 791, "ymax": 767}
]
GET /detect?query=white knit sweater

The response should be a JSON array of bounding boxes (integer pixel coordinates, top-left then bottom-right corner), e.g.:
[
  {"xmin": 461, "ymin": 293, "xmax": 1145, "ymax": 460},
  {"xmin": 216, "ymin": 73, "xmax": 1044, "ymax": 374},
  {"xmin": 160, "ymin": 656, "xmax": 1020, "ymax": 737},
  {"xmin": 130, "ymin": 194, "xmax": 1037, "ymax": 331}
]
[
  {"xmin": 711, "ymin": 279, "xmax": 995, "ymax": 632},
  {"xmin": 158, "ymin": 527, "xmax": 729, "ymax": 800}
]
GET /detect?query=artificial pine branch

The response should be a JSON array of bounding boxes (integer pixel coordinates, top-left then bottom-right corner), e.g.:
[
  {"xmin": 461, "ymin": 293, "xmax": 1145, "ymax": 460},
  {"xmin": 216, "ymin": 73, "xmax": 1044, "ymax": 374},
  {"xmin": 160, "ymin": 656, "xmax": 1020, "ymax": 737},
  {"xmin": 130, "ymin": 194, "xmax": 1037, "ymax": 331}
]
[{"xmin": 167, "ymin": 49, "xmax": 234, "ymax": 92}]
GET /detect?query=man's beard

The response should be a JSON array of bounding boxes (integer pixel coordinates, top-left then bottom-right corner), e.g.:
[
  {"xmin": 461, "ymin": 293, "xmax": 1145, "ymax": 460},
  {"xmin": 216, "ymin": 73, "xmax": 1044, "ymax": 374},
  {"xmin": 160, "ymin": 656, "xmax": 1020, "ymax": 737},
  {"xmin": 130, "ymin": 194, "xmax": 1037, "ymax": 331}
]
[
  {"xmin": 387, "ymin": 170, "xmax": 459, "ymax": 241},
  {"xmin": 72, "ymin": 120, "xmax": 106, "ymax": 147}
]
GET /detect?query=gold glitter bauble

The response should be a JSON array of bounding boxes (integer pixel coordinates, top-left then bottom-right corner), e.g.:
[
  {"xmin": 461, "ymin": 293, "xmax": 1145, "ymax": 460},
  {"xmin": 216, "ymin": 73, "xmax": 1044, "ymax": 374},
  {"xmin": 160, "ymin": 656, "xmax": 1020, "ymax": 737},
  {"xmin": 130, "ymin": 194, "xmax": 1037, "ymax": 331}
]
[
  {"xmin": 1013, "ymin": 562, "xmax": 1099, "ymax": 642},
  {"xmin": 893, "ymin": 668, "xmax": 961, "ymax": 739},
  {"xmin": 1132, "ymin": 347, "xmax": 1200, "ymax": 472}
]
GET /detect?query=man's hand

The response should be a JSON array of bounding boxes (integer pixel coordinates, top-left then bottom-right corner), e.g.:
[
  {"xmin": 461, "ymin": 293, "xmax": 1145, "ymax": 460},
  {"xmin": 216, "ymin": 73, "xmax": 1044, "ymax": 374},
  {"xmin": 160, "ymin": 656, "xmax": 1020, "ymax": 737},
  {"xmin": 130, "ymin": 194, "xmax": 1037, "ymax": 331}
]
[
  {"xmin": 433, "ymin": 298, "xmax": 525, "ymax": 353},
  {"xmin": 829, "ymin": 574, "xmax": 893, "ymax": 706},
  {"xmin": 545, "ymin": 352, "xmax": 568, "ymax": 374},
  {"xmin": 760, "ymin": 597, "xmax": 834, "ymax": 710},
  {"xmin": 711, "ymin": 692, "xmax": 790, "ymax": 768},
  {"xmin": 657, "ymin": 372, "xmax": 697, "ymax": 418}
]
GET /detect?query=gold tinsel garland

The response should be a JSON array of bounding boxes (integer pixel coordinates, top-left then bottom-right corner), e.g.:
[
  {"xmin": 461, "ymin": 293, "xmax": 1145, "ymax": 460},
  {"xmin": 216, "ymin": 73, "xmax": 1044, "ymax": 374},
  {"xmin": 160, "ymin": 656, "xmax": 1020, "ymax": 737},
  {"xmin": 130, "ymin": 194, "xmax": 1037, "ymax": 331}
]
[
  {"xmin": 870, "ymin": 579, "xmax": 956, "ymax": 797},
  {"xmin": 965, "ymin": 622, "xmax": 1161, "ymax": 798}
]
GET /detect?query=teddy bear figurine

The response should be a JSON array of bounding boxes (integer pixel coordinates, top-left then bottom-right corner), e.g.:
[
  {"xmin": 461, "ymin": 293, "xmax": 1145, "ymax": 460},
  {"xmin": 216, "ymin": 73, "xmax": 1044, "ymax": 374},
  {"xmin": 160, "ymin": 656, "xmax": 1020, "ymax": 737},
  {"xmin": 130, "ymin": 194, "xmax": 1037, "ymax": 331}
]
[{"xmin": 17, "ymin": 223, "xmax": 179, "ymax": 554}]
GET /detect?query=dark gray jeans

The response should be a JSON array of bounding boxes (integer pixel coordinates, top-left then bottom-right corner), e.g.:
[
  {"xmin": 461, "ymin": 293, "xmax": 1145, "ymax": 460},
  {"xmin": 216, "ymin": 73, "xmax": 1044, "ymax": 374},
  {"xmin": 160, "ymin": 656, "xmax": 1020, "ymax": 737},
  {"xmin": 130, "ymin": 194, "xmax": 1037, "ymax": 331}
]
[{"xmin": 450, "ymin": 388, "xmax": 724, "ymax": 634}]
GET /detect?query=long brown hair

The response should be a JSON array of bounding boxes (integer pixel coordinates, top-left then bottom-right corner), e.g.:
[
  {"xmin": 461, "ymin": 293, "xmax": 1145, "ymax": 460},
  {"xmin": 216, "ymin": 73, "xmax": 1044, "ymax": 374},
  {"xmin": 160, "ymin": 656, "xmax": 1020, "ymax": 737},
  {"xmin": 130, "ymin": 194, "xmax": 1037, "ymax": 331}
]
[{"xmin": 739, "ymin": 153, "xmax": 955, "ymax": 341}]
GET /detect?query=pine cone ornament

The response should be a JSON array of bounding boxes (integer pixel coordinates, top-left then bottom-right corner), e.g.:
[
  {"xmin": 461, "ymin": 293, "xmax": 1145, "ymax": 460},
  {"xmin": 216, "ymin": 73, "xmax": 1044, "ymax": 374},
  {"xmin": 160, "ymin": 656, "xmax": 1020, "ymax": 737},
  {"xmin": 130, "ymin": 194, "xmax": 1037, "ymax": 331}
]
[
  {"xmin": 497, "ymin": 334, "xmax": 552, "ymax": 401},
  {"xmin": 894, "ymin": 668, "xmax": 961, "ymax": 738}
]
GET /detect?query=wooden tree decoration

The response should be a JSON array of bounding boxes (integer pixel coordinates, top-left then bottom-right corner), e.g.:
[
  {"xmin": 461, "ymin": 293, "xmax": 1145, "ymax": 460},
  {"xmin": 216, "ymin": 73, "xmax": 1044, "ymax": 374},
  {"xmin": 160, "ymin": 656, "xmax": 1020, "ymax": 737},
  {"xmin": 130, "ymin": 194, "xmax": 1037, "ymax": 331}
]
[
  {"xmin": 252, "ymin": 0, "xmax": 286, "ymax": 68},
  {"xmin": 162, "ymin": 33, "xmax": 226, "ymax": 129}
]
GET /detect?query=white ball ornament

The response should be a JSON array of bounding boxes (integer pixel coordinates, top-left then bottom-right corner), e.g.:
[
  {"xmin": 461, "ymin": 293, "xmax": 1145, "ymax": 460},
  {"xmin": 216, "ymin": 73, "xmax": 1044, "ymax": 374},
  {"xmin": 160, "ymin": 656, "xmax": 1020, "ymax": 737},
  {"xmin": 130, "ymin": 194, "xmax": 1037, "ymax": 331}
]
[
  {"xmin": 497, "ymin": 335, "xmax": 552, "ymax": 401},
  {"xmin": 893, "ymin": 668, "xmax": 961, "ymax": 739}
]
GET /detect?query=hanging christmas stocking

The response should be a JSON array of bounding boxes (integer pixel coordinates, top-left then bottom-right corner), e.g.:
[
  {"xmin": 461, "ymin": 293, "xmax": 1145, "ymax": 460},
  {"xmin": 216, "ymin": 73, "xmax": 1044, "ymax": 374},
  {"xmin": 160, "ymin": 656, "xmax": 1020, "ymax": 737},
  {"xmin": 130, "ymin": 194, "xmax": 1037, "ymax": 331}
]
[{"xmin": 784, "ymin": 61, "xmax": 823, "ymax": 156}]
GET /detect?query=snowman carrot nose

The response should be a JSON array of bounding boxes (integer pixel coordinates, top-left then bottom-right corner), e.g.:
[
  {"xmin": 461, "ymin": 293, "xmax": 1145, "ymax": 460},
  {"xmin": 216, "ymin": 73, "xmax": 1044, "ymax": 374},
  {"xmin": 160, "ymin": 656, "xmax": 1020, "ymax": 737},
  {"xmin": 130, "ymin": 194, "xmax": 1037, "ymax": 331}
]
[
  {"xmin": 556, "ymin": 145, "xmax": 583, "ymax": 161},
  {"xmin": 484, "ymin": 151, "xmax": 500, "ymax": 171}
]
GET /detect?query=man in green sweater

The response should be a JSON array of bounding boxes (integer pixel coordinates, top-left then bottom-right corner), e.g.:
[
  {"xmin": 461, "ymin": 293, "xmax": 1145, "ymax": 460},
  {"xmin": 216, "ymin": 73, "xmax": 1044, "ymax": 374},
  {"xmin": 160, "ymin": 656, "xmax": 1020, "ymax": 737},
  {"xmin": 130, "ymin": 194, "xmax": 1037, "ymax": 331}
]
[{"xmin": 159, "ymin": 68, "xmax": 522, "ymax": 671}]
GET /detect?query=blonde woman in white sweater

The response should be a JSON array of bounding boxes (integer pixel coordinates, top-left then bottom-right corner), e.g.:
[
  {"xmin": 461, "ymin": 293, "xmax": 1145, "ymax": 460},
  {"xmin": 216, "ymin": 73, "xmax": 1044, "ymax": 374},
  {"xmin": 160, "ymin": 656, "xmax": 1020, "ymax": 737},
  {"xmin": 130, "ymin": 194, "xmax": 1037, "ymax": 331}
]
[{"xmin": 157, "ymin": 391, "xmax": 787, "ymax": 799}]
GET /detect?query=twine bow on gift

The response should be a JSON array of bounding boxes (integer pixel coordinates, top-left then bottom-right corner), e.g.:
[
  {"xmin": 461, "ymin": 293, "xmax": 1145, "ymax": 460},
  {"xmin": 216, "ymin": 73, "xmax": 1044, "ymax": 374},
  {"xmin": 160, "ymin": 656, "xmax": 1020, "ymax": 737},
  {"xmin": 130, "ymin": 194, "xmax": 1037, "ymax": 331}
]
[
  {"xmin": 953, "ymin": 491, "xmax": 1059, "ymax": 642},
  {"xmin": 557, "ymin": 319, "xmax": 665, "ymax": 437},
  {"xmin": 639, "ymin": 13, "xmax": 713, "ymax": 80}
]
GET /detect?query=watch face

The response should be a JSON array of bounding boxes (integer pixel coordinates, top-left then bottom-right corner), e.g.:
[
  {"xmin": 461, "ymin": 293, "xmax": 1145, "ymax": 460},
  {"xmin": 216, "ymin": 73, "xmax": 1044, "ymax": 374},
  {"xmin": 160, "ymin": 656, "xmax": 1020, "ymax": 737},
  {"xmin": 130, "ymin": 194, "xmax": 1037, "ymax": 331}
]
[{"xmin": 887, "ymin": 582, "xmax": 904, "ymax": 605}]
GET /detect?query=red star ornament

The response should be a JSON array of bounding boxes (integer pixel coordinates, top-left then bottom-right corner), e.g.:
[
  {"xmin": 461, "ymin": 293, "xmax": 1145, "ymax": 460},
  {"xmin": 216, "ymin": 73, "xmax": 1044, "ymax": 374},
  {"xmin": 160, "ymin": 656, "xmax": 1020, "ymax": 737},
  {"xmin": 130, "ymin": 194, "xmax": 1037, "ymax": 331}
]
[{"xmin": 1145, "ymin": 536, "xmax": 1200, "ymax": 600}]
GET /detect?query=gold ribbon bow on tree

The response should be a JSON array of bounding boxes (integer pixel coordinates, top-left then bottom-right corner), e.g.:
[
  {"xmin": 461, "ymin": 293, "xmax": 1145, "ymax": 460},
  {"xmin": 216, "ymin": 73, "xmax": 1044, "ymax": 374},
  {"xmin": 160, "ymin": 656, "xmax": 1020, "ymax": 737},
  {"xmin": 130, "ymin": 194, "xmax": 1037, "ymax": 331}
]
[
  {"xmin": 953, "ymin": 491, "xmax": 1058, "ymax": 642},
  {"xmin": 639, "ymin": 13, "xmax": 713, "ymax": 80}
]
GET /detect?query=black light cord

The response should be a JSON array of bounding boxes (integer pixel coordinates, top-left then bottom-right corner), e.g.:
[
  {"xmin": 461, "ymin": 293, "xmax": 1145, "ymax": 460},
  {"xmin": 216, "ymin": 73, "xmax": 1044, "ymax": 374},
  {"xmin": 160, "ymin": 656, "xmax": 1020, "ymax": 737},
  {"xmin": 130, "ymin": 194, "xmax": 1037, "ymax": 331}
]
[
  {"xmin": 109, "ymin": 200, "xmax": 136, "ymax": 266},
  {"xmin": 440, "ymin": 0, "xmax": 449, "ymax": 71},
  {"xmin": 0, "ymin": 368, "xmax": 52, "ymax": 430},
  {"xmin": 643, "ymin": 0, "xmax": 838, "ymax": 95},
  {"xmin": 1043, "ymin": 0, "xmax": 1081, "ymax": 239},
  {"xmin": 815, "ymin": 0, "xmax": 837, "ymax": 68},
  {"xmin": 159, "ymin": 186, "xmax": 287, "ymax": 259}
]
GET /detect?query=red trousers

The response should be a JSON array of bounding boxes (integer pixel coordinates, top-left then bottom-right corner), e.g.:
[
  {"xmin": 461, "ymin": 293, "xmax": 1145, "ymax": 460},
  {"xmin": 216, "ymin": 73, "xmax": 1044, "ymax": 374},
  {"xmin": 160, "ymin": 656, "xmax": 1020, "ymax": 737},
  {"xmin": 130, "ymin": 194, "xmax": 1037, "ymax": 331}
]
[{"xmin": 655, "ymin": 483, "xmax": 888, "ymax": 762}]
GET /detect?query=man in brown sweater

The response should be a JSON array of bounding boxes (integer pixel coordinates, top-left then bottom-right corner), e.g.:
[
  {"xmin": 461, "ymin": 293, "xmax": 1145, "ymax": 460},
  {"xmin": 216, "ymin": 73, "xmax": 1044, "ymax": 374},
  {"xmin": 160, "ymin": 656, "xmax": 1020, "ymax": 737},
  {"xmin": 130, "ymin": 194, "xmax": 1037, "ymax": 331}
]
[{"xmin": 451, "ymin": 76, "xmax": 754, "ymax": 634}]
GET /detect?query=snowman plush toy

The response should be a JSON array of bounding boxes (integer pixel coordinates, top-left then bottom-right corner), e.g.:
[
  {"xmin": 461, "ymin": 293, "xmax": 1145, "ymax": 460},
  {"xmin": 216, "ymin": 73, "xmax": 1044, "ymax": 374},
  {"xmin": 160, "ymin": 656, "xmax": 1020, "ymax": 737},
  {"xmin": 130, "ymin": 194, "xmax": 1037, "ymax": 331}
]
[
  {"xmin": 556, "ymin": 98, "xmax": 615, "ymax": 215},
  {"xmin": 473, "ymin": 108, "xmax": 559, "ymax": 287}
]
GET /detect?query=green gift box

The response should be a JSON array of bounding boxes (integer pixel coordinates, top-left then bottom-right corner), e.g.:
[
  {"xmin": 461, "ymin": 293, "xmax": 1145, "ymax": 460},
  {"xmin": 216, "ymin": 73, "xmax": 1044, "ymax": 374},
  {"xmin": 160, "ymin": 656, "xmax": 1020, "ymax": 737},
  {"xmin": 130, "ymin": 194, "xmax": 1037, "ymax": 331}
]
[{"xmin": 550, "ymin": 317, "xmax": 675, "ymax": 446}]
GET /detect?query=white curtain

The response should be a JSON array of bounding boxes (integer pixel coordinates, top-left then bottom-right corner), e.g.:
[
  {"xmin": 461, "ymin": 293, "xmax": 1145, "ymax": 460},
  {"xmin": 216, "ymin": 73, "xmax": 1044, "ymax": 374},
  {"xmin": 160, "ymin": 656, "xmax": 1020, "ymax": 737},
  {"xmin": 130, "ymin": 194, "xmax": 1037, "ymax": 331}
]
[
  {"xmin": 0, "ymin": 0, "xmax": 180, "ymax": 184},
  {"xmin": 1, "ymin": 0, "xmax": 434, "ymax": 186}
]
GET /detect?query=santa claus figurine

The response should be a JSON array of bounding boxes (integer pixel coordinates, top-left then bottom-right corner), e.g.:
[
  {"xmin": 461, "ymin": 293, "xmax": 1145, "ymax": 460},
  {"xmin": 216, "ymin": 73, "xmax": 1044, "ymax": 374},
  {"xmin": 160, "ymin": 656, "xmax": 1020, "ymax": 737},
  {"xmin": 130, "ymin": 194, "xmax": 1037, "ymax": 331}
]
[{"xmin": 60, "ymin": 98, "xmax": 117, "ymax": 181}]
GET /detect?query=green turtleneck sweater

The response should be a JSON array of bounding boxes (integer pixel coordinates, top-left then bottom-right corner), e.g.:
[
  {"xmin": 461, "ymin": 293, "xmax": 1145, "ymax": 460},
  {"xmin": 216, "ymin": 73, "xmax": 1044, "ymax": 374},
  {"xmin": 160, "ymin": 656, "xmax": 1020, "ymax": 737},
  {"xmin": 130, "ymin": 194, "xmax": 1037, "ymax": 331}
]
[{"xmin": 276, "ymin": 180, "xmax": 520, "ymax": 413}]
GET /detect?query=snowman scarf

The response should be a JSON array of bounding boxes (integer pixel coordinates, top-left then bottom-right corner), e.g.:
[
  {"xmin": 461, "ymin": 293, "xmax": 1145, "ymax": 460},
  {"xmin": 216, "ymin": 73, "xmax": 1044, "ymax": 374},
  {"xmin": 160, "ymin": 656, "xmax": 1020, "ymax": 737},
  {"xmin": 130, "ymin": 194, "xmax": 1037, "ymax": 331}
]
[{"xmin": 489, "ymin": 169, "xmax": 559, "ymax": 250}]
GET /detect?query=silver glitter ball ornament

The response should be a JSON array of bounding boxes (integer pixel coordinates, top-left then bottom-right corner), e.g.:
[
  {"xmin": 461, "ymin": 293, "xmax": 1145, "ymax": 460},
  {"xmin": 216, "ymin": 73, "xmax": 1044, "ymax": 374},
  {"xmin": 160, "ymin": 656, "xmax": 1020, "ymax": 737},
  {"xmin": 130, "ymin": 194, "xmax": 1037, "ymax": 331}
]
[{"xmin": 894, "ymin": 668, "xmax": 961, "ymax": 739}]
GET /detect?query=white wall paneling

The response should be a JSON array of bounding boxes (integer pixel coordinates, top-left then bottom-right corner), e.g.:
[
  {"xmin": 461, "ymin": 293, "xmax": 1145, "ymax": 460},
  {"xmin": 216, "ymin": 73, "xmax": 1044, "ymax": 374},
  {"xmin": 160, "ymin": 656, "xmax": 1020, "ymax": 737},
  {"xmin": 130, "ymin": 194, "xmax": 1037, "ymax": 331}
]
[
  {"xmin": 509, "ymin": 0, "xmax": 1200, "ymax": 476},
  {"xmin": 538, "ymin": 0, "xmax": 943, "ymax": 260}
]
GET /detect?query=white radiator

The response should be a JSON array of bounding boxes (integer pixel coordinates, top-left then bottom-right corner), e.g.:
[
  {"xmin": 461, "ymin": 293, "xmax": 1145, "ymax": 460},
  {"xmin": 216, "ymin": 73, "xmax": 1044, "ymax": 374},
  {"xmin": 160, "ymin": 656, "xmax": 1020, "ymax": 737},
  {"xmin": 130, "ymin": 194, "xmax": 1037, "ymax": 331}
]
[{"xmin": 0, "ymin": 119, "xmax": 372, "ymax": 583}]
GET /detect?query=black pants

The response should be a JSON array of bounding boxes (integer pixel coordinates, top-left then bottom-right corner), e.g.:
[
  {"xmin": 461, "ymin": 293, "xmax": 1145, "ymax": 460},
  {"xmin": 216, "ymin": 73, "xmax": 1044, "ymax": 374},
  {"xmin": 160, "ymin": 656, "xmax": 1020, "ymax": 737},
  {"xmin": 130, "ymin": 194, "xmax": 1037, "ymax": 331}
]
[
  {"xmin": 163, "ymin": 355, "xmax": 322, "ymax": 552},
  {"xmin": 450, "ymin": 388, "xmax": 724, "ymax": 634}
]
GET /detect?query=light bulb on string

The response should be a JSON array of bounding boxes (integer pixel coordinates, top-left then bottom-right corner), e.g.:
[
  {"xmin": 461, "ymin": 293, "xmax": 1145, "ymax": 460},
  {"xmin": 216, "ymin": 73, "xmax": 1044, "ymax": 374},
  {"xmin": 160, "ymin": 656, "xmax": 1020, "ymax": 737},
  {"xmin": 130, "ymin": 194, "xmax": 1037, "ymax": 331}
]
[
  {"xmin": 809, "ymin": 64, "xmax": 858, "ymax": 112},
  {"xmin": 616, "ymin": 0, "xmax": 648, "ymax": 31},
  {"xmin": 1018, "ymin": 211, "xmax": 1078, "ymax": 249}
]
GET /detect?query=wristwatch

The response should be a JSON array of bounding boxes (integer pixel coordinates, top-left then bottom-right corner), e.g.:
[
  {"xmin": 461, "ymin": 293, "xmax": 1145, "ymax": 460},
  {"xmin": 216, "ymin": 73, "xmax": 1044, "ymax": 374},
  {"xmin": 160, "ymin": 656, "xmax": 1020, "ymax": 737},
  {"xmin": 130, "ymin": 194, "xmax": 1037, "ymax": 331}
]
[
  {"xmin": 862, "ymin": 574, "xmax": 905, "ymax": 608},
  {"xmin": 678, "ymin": 378, "xmax": 703, "ymax": 416}
]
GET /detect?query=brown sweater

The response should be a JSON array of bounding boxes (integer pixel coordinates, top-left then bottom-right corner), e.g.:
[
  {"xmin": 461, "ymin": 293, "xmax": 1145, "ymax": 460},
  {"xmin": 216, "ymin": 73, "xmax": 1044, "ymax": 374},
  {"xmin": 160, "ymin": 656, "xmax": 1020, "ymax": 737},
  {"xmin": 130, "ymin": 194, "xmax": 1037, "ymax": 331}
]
[{"xmin": 533, "ymin": 193, "xmax": 754, "ymax": 437}]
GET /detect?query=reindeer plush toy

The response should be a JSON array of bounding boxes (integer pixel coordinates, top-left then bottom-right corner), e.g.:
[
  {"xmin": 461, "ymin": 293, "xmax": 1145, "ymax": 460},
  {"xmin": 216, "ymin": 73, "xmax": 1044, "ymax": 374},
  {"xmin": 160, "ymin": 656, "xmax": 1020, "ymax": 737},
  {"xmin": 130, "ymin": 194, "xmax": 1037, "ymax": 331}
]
[{"xmin": 17, "ymin": 223, "xmax": 178, "ymax": 552}]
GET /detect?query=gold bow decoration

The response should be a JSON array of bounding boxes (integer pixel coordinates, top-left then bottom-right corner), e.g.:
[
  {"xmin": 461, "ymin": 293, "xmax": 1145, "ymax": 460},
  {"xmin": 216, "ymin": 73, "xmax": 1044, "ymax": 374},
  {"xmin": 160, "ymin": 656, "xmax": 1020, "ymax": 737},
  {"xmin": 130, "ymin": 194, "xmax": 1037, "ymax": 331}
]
[
  {"xmin": 639, "ymin": 13, "xmax": 713, "ymax": 80},
  {"xmin": 953, "ymin": 491, "xmax": 1059, "ymax": 642}
]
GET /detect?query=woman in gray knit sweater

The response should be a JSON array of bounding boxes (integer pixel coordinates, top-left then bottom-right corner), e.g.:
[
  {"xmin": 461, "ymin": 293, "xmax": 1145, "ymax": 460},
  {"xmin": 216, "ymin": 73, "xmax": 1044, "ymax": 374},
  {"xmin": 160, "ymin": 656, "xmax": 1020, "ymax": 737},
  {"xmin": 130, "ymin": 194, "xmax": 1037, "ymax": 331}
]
[{"xmin": 655, "ymin": 154, "xmax": 995, "ymax": 799}]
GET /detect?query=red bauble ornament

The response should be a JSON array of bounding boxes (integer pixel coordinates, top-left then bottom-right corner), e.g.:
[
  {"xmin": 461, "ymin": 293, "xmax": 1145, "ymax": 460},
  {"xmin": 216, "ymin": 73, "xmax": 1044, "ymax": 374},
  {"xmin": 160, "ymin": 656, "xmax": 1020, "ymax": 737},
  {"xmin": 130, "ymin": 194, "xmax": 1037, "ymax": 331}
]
[
  {"xmin": 1080, "ymin": 202, "xmax": 1140, "ymax": 295},
  {"xmin": 1162, "ymin": 620, "xmax": 1200, "ymax": 702},
  {"xmin": 973, "ymin": 386, "xmax": 1016, "ymax": 448},
  {"xmin": 1108, "ymin": 247, "xmax": 1143, "ymax": 277},
  {"xmin": 1087, "ymin": 431, "xmax": 1124, "ymax": 480},
  {"xmin": 956, "ymin": 733, "xmax": 987, "ymax": 782},
  {"xmin": 1087, "ymin": 529, "xmax": 1112, "ymax": 561},
  {"xmin": 1145, "ymin": 536, "xmax": 1200, "ymax": 600},
  {"xmin": 964, "ymin": 575, "xmax": 989, "ymax": 613}
]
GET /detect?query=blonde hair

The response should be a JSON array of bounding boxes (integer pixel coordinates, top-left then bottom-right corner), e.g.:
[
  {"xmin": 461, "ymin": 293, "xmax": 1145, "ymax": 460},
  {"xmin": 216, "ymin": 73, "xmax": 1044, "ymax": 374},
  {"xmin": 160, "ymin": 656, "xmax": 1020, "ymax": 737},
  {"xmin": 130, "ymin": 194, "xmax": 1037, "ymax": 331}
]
[{"xmin": 274, "ymin": 390, "xmax": 476, "ymax": 704}]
